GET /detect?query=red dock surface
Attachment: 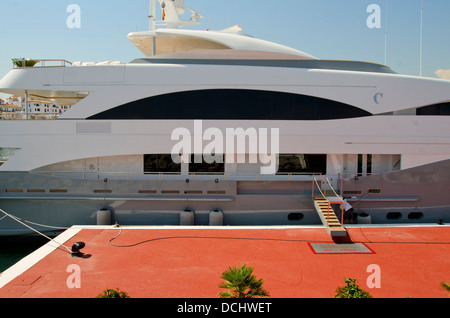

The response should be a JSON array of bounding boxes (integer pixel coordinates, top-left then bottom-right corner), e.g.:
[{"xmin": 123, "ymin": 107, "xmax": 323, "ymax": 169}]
[{"xmin": 0, "ymin": 225, "xmax": 449, "ymax": 299}]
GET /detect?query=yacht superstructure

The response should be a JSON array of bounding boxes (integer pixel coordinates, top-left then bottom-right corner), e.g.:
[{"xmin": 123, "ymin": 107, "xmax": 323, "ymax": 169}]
[{"xmin": 1, "ymin": 0, "xmax": 450, "ymax": 236}]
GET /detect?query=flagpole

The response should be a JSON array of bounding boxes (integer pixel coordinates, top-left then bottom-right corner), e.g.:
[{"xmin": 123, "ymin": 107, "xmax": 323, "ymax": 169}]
[
  {"xmin": 385, "ymin": 0, "xmax": 388, "ymax": 65},
  {"xmin": 149, "ymin": 0, "xmax": 156, "ymax": 31},
  {"xmin": 149, "ymin": 0, "xmax": 157, "ymax": 56},
  {"xmin": 420, "ymin": 0, "xmax": 423, "ymax": 77}
]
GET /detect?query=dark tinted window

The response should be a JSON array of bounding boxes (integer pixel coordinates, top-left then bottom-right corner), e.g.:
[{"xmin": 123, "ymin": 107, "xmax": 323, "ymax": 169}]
[
  {"xmin": 189, "ymin": 154, "xmax": 225, "ymax": 175},
  {"xmin": 144, "ymin": 154, "xmax": 181, "ymax": 174},
  {"xmin": 277, "ymin": 154, "xmax": 327, "ymax": 175},
  {"xmin": 416, "ymin": 102, "xmax": 450, "ymax": 115},
  {"xmin": 88, "ymin": 89, "xmax": 372, "ymax": 120}
]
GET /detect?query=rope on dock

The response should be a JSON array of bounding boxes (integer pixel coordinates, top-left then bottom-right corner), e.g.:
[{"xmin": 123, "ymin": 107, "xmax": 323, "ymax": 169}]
[{"xmin": 0, "ymin": 208, "xmax": 72, "ymax": 254}]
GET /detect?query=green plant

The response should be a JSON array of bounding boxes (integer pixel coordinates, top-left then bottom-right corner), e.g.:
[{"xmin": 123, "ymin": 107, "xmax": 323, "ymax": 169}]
[
  {"xmin": 218, "ymin": 264, "xmax": 270, "ymax": 298},
  {"xmin": 334, "ymin": 278, "xmax": 373, "ymax": 298},
  {"xmin": 95, "ymin": 288, "xmax": 130, "ymax": 298},
  {"xmin": 12, "ymin": 58, "xmax": 38, "ymax": 67},
  {"xmin": 442, "ymin": 281, "xmax": 450, "ymax": 292}
]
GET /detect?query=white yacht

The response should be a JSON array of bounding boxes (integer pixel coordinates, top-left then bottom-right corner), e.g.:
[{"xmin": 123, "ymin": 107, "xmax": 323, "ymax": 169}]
[{"xmin": 1, "ymin": 0, "xmax": 450, "ymax": 236}]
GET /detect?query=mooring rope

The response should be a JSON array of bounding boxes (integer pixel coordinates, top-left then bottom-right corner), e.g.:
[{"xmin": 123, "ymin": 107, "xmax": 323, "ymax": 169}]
[{"xmin": 0, "ymin": 208, "xmax": 72, "ymax": 254}]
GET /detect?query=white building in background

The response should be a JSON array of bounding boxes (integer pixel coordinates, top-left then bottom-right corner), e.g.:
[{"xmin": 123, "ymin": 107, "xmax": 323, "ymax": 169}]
[
  {"xmin": 22, "ymin": 99, "xmax": 71, "ymax": 117},
  {"xmin": 0, "ymin": 97, "xmax": 22, "ymax": 119},
  {"xmin": 3, "ymin": 96, "xmax": 71, "ymax": 119}
]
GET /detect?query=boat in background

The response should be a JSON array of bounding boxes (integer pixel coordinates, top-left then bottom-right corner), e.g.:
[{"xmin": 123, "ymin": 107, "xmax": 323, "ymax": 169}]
[{"xmin": 0, "ymin": 0, "xmax": 450, "ymax": 236}]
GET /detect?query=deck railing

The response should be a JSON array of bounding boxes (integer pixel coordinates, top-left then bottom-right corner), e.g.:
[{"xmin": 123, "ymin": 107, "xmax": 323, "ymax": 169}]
[
  {"xmin": 312, "ymin": 175, "xmax": 332, "ymax": 227},
  {"xmin": 12, "ymin": 59, "xmax": 72, "ymax": 68},
  {"xmin": 32, "ymin": 170, "xmax": 323, "ymax": 181}
]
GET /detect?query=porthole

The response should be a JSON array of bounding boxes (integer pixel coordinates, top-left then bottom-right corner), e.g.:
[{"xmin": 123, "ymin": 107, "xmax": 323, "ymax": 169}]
[
  {"xmin": 386, "ymin": 212, "xmax": 402, "ymax": 220},
  {"xmin": 408, "ymin": 212, "xmax": 423, "ymax": 220},
  {"xmin": 288, "ymin": 213, "xmax": 304, "ymax": 221}
]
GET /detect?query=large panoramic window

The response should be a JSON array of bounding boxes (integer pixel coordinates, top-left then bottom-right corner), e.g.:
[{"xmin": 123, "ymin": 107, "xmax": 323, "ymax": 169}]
[
  {"xmin": 416, "ymin": 102, "xmax": 450, "ymax": 116},
  {"xmin": 277, "ymin": 154, "xmax": 327, "ymax": 175},
  {"xmin": 88, "ymin": 89, "xmax": 372, "ymax": 120}
]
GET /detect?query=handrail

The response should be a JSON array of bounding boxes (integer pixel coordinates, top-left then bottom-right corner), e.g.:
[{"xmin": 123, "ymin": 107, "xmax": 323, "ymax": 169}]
[
  {"xmin": 312, "ymin": 175, "xmax": 332, "ymax": 227},
  {"xmin": 31, "ymin": 170, "xmax": 322, "ymax": 181},
  {"xmin": 12, "ymin": 59, "xmax": 72, "ymax": 69},
  {"xmin": 312, "ymin": 175, "xmax": 345, "ymax": 228},
  {"xmin": 312, "ymin": 175, "xmax": 325, "ymax": 198},
  {"xmin": 325, "ymin": 176, "xmax": 341, "ymax": 198},
  {"xmin": 326, "ymin": 176, "xmax": 345, "ymax": 224}
]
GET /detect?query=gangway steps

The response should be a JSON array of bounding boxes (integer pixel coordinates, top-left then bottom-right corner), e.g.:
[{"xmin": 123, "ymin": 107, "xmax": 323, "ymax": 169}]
[
  {"xmin": 312, "ymin": 175, "xmax": 348, "ymax": 237},
  {"xmin": 313, "ymin": 197, "xmax": 347, "ymax": 237}
]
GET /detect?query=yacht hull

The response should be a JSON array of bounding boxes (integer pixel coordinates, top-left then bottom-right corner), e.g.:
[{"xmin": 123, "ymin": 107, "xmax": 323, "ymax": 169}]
[{"xmin": 1, "ymin": 159, "xmax": 449, "ymax": 235}]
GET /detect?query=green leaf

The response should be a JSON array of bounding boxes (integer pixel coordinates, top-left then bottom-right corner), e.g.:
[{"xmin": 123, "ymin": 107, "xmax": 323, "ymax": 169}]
[
  {"xmin": 95, "ymin": 288, "xmax": 130, "ymax": 298},
  {"xmin": 12, "ymin": 58, "xmax": 39, "ymax": 68},
  {"xmin": 218, "ymin": 265, "xmax": 270, "ymax": 298},
  {"xmin": 334, "ymin": 277, "xmax": 372, "ymax": 298}
]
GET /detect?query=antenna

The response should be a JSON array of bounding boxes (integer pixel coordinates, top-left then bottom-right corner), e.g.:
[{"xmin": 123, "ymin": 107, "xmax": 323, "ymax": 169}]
[
  {"xmin": 420, "ymin": 0, "xmax": 424, "ymax": 77},
  {"xmin": 188, "ymin": 8, "xmax": 204, "ymax": 22},
  {"xmin": 152, "ymin": 0, "xmax": 202, "ymax": 29},
  {"xmin": 228, "ymin": 0, "xmax": 231, "ymax": 29},
  {"xmin": 149, "ymin": 0, "xmax": 156, "ymax": 31},
  {"xmin": 385, "ymin": 0, "xmax": 388, "ymax": 65},
  {"xmin": 149, "ymin": 0, "xmax": 157, "ymax": 56}
]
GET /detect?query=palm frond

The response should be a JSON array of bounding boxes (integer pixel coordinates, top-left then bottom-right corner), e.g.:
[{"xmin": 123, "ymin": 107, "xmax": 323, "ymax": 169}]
[{"xmin": 218, "ymin": 264, "xmax": 270, "ymax": 298}]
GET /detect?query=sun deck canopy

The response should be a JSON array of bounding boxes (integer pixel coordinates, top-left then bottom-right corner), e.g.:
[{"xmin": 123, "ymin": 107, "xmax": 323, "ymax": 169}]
[{"xmin": 127, "ymin": 28, "xmax": 318, "ymax": 60}]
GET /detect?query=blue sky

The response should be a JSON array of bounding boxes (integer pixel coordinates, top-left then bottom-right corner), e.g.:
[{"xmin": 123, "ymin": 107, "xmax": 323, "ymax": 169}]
[{"xmin": 0, "ymin": 0, "xmax": 449, "ymax": 98}]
